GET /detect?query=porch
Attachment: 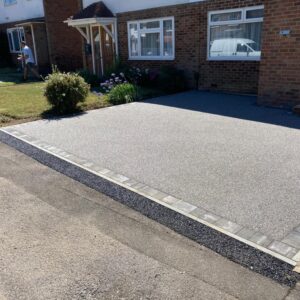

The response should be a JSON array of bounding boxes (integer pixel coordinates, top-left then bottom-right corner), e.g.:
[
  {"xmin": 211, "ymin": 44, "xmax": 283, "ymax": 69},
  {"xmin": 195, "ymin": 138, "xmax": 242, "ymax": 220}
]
[
  {"xmin": 65, "ymin": 2, "xmax": 118, "ymax": 77},
  {"xmin": 14, "ymin": 18, "xmax": 50, "ymax": 71}
]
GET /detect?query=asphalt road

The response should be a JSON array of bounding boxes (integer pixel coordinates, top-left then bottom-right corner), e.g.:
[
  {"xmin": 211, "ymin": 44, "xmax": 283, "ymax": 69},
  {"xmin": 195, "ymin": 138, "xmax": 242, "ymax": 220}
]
[
  {"xmin": 8, "ymin": 91, "xmax": 300, "ymax": 241},
  {"xmin": 1, "ymin": 142, "xmax": 299, "ymax": 300}
]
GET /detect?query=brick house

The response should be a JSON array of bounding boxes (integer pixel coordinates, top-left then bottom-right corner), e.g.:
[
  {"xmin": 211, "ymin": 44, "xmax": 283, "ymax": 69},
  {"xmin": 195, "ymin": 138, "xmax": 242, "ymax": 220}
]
[
  {"xmin": 1, "ymin": 0, "xmax": 299, "ymax": 107},
  {"xmin": 0, "ymin": 0, "xmax": 83, "ymax": 71},
  {"xmin": 64, "ymin": 0, "xmax": 300, "ymax": 107},
  {"xmin": 0, "ymin": 0, "xmax": 49, "ymax": 69}
]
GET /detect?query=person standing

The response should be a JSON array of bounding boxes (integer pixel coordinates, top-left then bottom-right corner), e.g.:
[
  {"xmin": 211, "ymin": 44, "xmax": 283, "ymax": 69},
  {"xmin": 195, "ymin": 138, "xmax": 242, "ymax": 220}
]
[{"xmin": 18, "ymin": 41, "xmax": 41, "ymax": 81}]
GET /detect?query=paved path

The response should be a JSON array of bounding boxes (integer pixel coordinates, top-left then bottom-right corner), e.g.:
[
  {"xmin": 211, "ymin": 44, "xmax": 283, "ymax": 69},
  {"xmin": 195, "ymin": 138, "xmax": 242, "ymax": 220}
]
[
  {"xmin": 1, "ymin": 142, "xmax": 300, "ymax": 299},
  {"xmin": 6, "ymin": 91, "xmax": 300, "ymax": 243}
]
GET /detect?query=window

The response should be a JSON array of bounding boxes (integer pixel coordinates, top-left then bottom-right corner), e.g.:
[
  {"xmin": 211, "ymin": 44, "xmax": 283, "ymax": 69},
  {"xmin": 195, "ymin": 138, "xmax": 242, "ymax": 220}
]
[
  {"xmin": 7, "ymin": 27, "xmax": 25, "ymax": 53},
  {"xmin": 4, "ymin": 0, "xmax": 17, "ymax": 6},
  {"xmin": 208, "ymin": 6, "xmax": 264, "ymax": 61},
  {"xmin": 128, "ymin": 17, "xmax": 175, "ymax": 60}
]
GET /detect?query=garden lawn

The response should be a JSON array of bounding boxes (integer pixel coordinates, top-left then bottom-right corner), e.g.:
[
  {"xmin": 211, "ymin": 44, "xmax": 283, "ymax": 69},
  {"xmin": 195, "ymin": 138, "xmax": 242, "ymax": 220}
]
[{"xmin": 0, "ymin": 81, "xmax": 107, "ymax": 126}]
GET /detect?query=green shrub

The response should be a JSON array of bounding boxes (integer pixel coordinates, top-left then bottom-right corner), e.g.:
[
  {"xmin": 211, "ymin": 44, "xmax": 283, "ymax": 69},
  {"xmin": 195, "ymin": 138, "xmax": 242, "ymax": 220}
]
[
  {"xmin": 108, "ymin": 83, "xmax": 137, "ymax": 105},
  {"xmin": 44, "ymin": 69, "xmax": 89, "ymax": 114},
  {"xmin": 158, "ymin": 66, "xmax": 186, "ymax": 93},
  {"xmin": 77, "ymin": 69, "xmax": 99, "ymax": 87}
]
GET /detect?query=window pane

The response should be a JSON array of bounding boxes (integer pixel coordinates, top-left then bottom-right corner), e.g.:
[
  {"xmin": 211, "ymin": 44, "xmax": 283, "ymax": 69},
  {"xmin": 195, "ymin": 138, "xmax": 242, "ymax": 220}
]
[
  {"xmin": 12, "ymin": 30, "xmax": 21, "ymax": 52},
  {"xmin": 163, "ymin": 20, "xmax": 173, "ymax": 57},
  {"xmin": 211, "ymin": 11, "xmax": 242, "ymax": 22},
  {"xmin": 141, "ymin": 32, "xmax": 160, "ymax": 56},
  {"xmin": 19, "ymin": 28, "xmax": 25, "ymax": 42},
  {"xmin": 246, "ymin": 9, "xmax": 264, "ymax": 19},
  {"xmin": 140, "ymin": 21, "xmax": 160, "ymax": 30},
  {"xmin": 129, "ymin": 23, "xmax": 138, "ymax": 56},
  {"xmin": 209, "ymin": 22, "xmax": 262, "ymax": 58}
]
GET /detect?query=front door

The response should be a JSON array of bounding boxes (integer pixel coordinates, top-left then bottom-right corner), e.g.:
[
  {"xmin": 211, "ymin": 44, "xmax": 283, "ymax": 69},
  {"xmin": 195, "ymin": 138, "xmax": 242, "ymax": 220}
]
[
  {"xmin": 101, "ymin": 26, "xmax": 114, "ymax": 74},
  {"xmin": 91, "ymin": 25, "xmax": 115, "ymax": 77}
]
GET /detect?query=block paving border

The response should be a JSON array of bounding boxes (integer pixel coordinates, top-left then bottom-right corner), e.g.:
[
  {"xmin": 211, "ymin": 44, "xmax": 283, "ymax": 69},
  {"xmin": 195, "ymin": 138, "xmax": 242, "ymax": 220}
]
[{"xmin": 0, "ymin": 127, "xmax": 299, "ymax": 286}]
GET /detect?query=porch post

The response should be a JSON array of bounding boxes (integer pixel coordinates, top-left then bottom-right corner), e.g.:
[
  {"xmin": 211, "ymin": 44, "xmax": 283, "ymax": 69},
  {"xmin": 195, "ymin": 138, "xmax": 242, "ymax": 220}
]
[
  {"xmin": 90, "ymin": 25, "xmax": 96, "ymax": 74},
  {"xmin": 86, "ymin": 25, "xmax": 90, "ymax": 43},
  {"xmin": 31, "ymin": 24, "xmax": 39, "ymax": 67},
  {"xmin": 114, "ymin": 19, "xmax": 119, "ymax": 58},
  {"xmin": 99, "ymin": 26, "xmax": 104, "ymax": 76}
]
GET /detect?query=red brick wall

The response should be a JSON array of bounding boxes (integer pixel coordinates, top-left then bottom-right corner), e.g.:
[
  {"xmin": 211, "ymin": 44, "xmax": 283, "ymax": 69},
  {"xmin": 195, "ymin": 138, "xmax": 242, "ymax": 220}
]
[
  {"xmin": 32, "ymin": 23, "xmax": 50, "ymax": 69},
  {"xmin": 258, "ymin": 0, "xmax": 300, "ymax": 107},
  {"xmin": 117, "ymin": 0, "xmax": 263, "ymax": 94},
  {"xmin": 43, "ymin": 0, "xmax": 83, "ymax": 71}
]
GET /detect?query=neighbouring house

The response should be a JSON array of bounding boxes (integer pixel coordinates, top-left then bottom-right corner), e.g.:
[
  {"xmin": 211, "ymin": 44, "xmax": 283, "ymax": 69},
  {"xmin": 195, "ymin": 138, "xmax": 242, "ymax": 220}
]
[
  {"xmin": 0, "ymin": 0, "xmax": 48, "ymax": 69},
  {"xmin": 0, "ymin": 0, "xmax": 83, "ymax": 72},
  {"xmin": 1, "ymin": 0, "xmax": 299, "ymax": 108}
]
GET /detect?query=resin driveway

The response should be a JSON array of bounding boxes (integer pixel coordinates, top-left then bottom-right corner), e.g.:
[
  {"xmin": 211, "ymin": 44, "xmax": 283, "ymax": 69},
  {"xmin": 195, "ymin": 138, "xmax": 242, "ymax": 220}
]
[{"xmin": 2, "ymin": 91, "xmax": 300, "ymax": 263}]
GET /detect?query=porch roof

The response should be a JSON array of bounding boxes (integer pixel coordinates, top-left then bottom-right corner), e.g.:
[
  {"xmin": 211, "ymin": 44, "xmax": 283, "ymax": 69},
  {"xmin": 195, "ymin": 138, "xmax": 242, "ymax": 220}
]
[
  {"xmin": 15, "ymin": 17, "xmax": 45, "ymax": 27},
  {"xmin": 65, "ymin": 1, "xmax": 115, "ymax": 27},
  {"xmin": 73, "ymin": 1, "xmax": 114, "ymax": 20}
]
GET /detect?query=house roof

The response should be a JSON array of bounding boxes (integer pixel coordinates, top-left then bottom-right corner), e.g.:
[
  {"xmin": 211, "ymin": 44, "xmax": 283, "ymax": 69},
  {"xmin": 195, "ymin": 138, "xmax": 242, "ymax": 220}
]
[{"xmin": 73, "ymin": 1, "xmax": 114, "ymax": 20}]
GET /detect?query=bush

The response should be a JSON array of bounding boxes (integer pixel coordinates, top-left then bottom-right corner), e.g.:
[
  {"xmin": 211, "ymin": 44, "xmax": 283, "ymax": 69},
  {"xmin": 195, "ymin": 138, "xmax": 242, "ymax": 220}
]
[
  {"xmin": 119, "ymin": 66, "xmax": 185, "ymax": 93},
  {"xmin": 158, "ymin": 66, "xmax": 186, "ymax": 93},
  {"xmin": 44, "ymin": 68, "xmax": 90, "ymax": 114},
  {"xmin": 77, "ymin": 69, "xmax": 99, "ymax": 87},
  {"xmin": 108, "ymin": 83, "xmax": 137, "ymax": 105},
  {"xmin": 123, "ymin": 67, "xmax": 158, "ymax": 87}
]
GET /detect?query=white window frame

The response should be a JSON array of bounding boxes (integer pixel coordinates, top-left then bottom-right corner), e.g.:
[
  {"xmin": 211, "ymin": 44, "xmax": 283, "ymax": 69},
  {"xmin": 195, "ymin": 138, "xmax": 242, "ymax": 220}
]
[
  {"xmin": 207, "ymin": 5, "xmax": 264, "ymax": 61},
  {"xmin": 7, "ymin": 27, "xmax": 25, "ymax": 53},
  {"xmin": 127, "ymin": 17, "xmax": 175, "ymax": 61},
  {"xmin": 4, "ymin": 0, "xmax": 17, "ymax": 6}
]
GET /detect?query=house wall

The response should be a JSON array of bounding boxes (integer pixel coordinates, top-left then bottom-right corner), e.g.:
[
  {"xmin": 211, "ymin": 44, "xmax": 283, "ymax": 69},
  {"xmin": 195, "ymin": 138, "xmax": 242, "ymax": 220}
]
[
  {"xmin": 32, "ymin": 23, "xmax": 50, "ymax": 69},
  {"xmin": 0, "ymin": 0, "xmax": 44, "ymax": 24},
  {"xmin": 117, "ymin": 0, "xmax": 263, "ymax": 94},
  {"xmin": 43, "ymin": 0, "xmax": 83, "ymax": 71},
  {"xmin": 258, "ymin": 0, "xmax": 300, "ymax": 107}
]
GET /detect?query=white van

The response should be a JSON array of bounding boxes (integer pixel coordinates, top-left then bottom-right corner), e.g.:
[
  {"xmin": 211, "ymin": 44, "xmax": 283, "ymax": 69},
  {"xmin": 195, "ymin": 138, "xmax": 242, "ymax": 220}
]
[{"xmin": 209, "ymin": 38, "xmax": 261, "ymax": 58}]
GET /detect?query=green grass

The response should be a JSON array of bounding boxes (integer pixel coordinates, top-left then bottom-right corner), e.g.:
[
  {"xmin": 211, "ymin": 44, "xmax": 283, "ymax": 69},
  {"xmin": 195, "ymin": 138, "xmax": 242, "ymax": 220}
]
[
  {"xmin": 0, "ymin": 68, "xmax": 165, "ymax": 126},
  {"xmin": 0, "ymin": 80, "xmax": 108, "ymax": 126}
]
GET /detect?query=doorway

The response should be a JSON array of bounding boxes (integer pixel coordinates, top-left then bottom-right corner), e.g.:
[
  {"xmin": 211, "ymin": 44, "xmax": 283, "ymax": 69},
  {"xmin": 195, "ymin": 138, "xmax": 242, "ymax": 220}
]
[{"xmin": 91, "ymin": 25, "xmax": 114, "ymax": 77}]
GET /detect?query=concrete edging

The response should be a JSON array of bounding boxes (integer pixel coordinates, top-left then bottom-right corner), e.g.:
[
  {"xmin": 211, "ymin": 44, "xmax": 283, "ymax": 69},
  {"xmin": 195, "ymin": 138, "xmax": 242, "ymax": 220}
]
[{"xmin": 0, "ymin": 128, "xmax": 299, "ymax": 287}]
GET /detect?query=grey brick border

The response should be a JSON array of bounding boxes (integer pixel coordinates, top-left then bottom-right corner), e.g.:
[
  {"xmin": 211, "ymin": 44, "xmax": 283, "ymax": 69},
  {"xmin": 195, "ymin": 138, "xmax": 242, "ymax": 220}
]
[{"xmin": 0, "ymin": 127, "xmax": 299, "ymax": 286}]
